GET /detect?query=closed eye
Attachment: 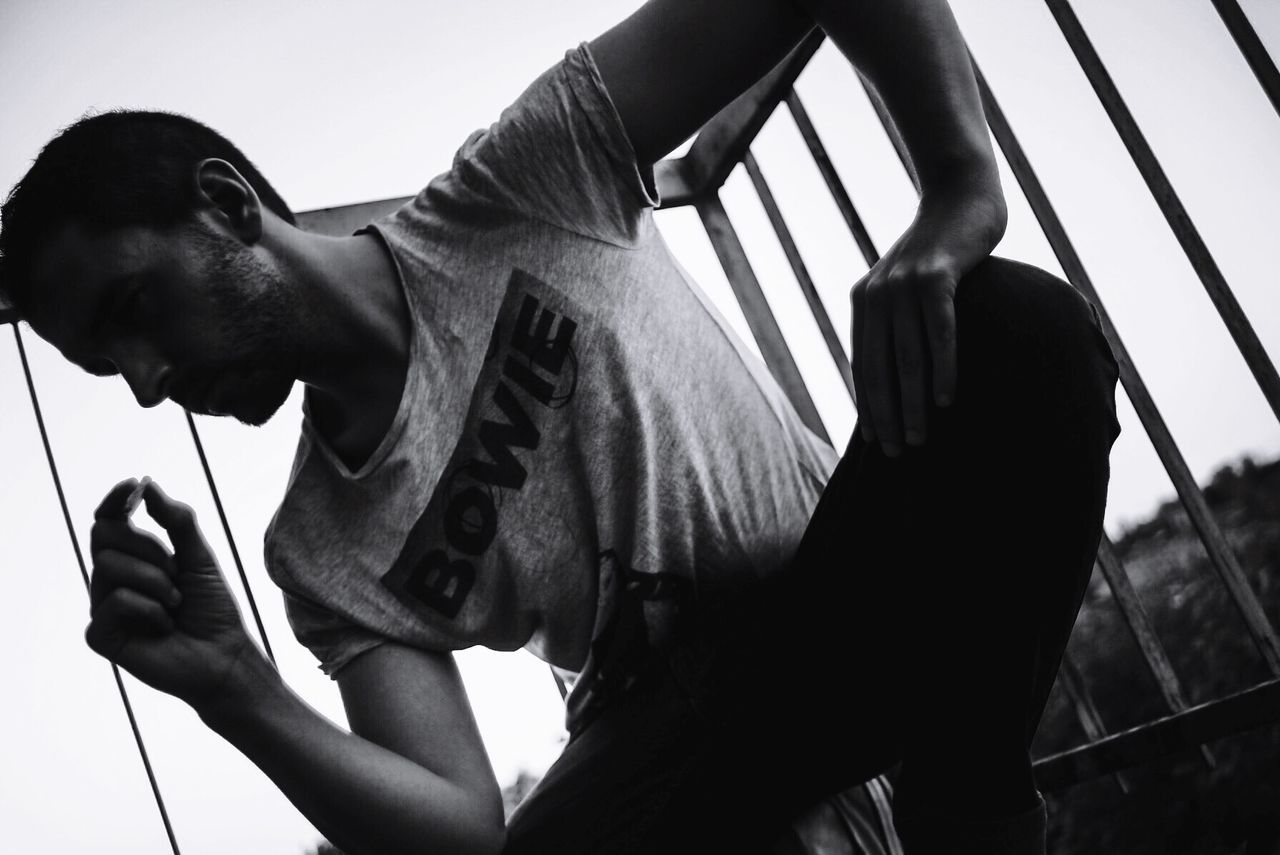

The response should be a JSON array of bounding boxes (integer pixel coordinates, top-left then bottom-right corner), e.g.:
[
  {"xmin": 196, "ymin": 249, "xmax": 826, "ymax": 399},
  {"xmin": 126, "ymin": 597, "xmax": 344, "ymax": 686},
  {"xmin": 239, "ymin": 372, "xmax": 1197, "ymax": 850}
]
[{"xmin": 113, "ymin": 282, "xmax": 146, "ymax": 329}]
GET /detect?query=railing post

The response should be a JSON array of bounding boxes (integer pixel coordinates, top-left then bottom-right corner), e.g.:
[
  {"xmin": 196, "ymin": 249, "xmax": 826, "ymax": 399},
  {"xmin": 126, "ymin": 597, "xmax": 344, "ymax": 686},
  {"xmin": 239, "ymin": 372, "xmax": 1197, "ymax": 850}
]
[{"xmin": 694, "ymin": 192, "xmax": 831, "ymax": 444}]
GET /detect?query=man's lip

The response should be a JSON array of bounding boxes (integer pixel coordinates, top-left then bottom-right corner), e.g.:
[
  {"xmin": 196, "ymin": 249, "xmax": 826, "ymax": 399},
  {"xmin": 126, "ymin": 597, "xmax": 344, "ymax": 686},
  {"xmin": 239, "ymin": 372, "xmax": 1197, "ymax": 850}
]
[{"xmin": 171, "ymin": 375, "xmax": 215, "ymax": 413}]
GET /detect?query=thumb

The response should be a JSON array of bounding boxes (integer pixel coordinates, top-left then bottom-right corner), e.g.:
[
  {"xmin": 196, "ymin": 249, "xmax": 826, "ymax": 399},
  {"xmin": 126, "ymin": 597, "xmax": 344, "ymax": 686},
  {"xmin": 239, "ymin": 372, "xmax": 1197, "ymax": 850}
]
[{"xmin": 141, "ymin": 480, "xmax": 214, "ymax": 566}]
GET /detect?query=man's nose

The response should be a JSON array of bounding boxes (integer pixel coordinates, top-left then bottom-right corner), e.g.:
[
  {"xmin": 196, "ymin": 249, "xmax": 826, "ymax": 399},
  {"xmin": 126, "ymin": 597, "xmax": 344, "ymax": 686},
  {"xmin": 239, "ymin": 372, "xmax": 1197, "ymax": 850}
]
[{"xmin": 113, "ymin": 346, "xmax": 172, "ymax": 408}]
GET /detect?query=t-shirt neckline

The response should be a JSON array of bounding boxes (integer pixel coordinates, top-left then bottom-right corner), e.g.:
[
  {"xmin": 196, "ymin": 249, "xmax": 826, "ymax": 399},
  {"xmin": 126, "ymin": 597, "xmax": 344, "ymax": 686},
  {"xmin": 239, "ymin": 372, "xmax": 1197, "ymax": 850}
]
[{"xmin": 301, "ymin": 223, "xmax": 421, "ymax": 481}]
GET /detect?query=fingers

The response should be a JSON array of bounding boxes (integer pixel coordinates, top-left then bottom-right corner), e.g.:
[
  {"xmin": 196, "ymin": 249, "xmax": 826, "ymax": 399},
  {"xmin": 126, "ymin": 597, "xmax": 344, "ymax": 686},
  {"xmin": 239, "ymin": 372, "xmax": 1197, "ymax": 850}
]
[
  {"xmin": 90, "ymin": 548, "xmax": 182, "ymax": 613},
  {"xmin": 858, "ymin": 278, "xmax": 902, "ymax": 453},
  {"xmin": 94, "ymin": 478, "xmax": 142, "ymax": 521},
  {"xmin": 850, "ymin": 264, "xmax": 959, "ymax": 457},
  {"xmin": 141, "ymin": 480, "xmax": 212, "ymax": 560},
  {"xmin": 90, "ymin": 481, "xmax": 183, "ymax": 625},
  {"xmin": 892, "ymin": 302, "xmax": 929, "ymax": 450},
  {"xmin": 921, "ymin": 280, "xmax": 958, "ymax": 408},
  {"xmin": 91, "ymin": 518, "xmax": 176, "ymax": 574},
  {"xmin": 85, "ymin": 587, "xmax": 174, "ymax": 660},
  {"xmin": 850, "ymin": 279, "xmax": 867, "ymax": 419}
]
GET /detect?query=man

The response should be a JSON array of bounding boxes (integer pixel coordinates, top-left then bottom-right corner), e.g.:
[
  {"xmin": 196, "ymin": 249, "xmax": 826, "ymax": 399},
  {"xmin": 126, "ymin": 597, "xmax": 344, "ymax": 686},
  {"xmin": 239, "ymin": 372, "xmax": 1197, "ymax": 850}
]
[{"xmin": 1, "ymin": 0, "xmax": 1121, "ymax": 852}]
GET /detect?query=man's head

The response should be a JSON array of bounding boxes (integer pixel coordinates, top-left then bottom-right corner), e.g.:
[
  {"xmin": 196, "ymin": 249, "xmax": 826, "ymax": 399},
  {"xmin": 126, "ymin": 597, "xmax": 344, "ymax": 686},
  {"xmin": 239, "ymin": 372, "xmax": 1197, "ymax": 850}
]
[{"xmin": 0, "ymin": 110, "xmax": 301, "ymax": 425}]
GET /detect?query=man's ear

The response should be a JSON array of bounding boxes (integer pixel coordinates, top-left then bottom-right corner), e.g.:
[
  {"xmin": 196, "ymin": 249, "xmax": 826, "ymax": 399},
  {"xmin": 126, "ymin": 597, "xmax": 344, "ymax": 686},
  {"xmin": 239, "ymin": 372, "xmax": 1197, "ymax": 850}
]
[{"xmin": 193, "ymin": 158, "xmax": 263, "ymax": 244}]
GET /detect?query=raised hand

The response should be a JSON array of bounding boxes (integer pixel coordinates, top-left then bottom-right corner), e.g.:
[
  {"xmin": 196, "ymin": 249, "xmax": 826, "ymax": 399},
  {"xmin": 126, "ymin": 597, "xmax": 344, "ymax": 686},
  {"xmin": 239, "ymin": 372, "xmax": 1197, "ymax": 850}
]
[
  {"xmin": 86, "ymin": 477, "xmax": 264, "ymax": 709},
  {"xmin": 850, "ymin": 183, "xmax": 1006, "ymax": 457}
]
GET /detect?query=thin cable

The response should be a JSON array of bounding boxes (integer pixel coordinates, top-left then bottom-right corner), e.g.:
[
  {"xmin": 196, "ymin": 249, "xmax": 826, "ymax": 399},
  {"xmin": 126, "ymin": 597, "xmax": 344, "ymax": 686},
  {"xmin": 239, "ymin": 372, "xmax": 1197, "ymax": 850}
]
[
  {"xmin": 183, "ymin": 410, "xmax": 275, "ymax": 665},
  {"xmin": 13, "ymin": 324, "xmax": 183, "ymax": 855}
]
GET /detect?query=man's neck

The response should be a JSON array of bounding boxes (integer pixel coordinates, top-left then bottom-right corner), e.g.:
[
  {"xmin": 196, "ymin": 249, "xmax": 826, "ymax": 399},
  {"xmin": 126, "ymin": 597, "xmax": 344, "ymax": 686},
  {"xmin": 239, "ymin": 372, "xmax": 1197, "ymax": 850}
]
[{"xmin": 280, "ymin": 226, "xmax": 411, "ymax": 470}]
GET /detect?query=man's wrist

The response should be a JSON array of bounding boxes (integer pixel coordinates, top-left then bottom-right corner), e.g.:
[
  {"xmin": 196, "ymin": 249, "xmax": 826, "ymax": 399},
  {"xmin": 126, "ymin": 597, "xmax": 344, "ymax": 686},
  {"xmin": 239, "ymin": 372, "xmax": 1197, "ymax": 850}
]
[
  {"xmin": 919, "ymin": 161, "xmax": 1008, "ymax": 249},
  {"xmin": 194, "ymin": 643, "xmax": 285, "ymax": 734}
]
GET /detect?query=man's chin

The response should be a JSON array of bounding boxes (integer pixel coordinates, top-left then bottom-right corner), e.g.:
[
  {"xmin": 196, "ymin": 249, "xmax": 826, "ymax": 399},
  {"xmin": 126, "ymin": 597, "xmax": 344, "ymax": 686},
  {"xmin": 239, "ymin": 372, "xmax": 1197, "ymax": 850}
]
[
  {"xmin": 223, "ymin": 392, "xmax": 288, "ymax": 427},
  {"xmin": 203, "ymin": 379, "xmax": 292, "ymax": 427}
]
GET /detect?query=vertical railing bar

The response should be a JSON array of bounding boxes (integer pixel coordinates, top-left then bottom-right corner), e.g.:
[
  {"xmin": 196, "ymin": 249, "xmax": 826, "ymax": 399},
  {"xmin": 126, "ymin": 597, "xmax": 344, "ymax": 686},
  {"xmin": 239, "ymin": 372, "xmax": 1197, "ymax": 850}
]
[
  {"xmin": 1095, "ymin": 537, "xmax": 1217, "ymax": 769},
  {"xmin": 1044, "ymin": 0, "xmax": 1280, "ymax": 425},
  {"xmin": 971, "ymin": 59, "xmax": 1280, "ymax": 675},
  {"xmin": 782, "ymin": 90, "xmax": 882, "ymax": 269},
  {"xmin": 13, "ymin": 325, "xmax": 183, "ymax": 855},
  {"xmin": 184, "ymin": 412, "xmax": 276, "ymax": 666},
  {"xmin": 1210, "ymin": 0, "xmax": 1280, "ymax": 120},
  {"xmin": 1057, "ymin": 653, "xmax": 1131, "ymax": 794},
  {"xmin": 694, "ymin": 192, "xmax": 831, "ymax": 444},
  {"xmin": 742, "ymin": 149, "xmax": 857, "ymax": 403},
  {"xmin": 1095, "ymin": 537, "xmax": 1192, "ymax": 714}
]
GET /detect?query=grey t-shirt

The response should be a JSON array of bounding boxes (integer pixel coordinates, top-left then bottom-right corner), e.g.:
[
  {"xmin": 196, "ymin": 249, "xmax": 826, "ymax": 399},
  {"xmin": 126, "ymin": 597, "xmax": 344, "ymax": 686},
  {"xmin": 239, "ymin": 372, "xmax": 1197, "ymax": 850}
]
[{"xmin": 263, "ymin": 44, "xmax": 838, "ymax": 704}]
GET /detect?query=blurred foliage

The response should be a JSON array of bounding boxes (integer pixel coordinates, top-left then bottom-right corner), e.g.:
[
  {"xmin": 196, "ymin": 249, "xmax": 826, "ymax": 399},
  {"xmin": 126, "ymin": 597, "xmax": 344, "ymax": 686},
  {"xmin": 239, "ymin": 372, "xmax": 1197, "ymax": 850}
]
[
  {"xmin": 1034, "ymin": 454, "xmax": 1280, "ymax": 855},
  {"xmin": 502, "ymin": 770, "xmax": 541, "ymax": 819}
]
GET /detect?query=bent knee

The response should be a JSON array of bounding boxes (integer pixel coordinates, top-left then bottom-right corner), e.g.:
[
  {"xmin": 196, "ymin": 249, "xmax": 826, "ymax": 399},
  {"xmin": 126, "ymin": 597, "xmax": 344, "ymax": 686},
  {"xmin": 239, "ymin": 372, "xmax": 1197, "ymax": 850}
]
[{"xmin": 954, "ymin": 256, "xmax": 1121, "ymax": 441}]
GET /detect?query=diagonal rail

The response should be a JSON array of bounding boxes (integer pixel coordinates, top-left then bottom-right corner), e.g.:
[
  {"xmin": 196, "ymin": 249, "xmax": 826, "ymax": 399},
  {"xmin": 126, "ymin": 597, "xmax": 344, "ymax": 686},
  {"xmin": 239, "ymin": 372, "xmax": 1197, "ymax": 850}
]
[
  {"xmin": 1095, "ymin": 536, "xmax": 1216, "ymax": 769},
  {"xmin": 695, "ymin": 192, "xmax": 830, "ymax": 443},
  {"xmin": 1210, "ymin": 0, "xmax": 1280, "ymax": 120},
  {"xmin": 184, "ymin": 412, "xmax": 275, "ymax": 665},
  {"xmin": 783, "ymin": 90, "xmax": 881, "ymax": 269},
  {"xmin": 970, "ymin": 59, "xmax": 1280, "ymax": 675},
  {"xmin": 654, "ymin": 30, "xmax": 825, "ymax": 208},
  {"xmin": 742, "ymin": 149, "xmax": 856, "ymax": 403},
  {"xmin": 13, "ymin": 325, "xmax": 182, "ymax": 855},
  {"xmin": 1045, "ymin": 0, "xmax": 1280, "ymax": 426},
  {"xmin": 1034, "ymin": 676, "xmax": 1280, "ymax": 790},
  {"xmin": 1057, "ymin": 653, "xmax": 1131, "ymax": 794}
]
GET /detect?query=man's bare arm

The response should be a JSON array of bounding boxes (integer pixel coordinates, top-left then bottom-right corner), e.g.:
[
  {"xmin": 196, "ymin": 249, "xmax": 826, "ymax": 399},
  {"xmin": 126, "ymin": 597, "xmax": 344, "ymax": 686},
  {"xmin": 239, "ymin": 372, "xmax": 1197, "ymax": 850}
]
[
  {"xmin": 204, "ymin": 645, "xmax": 505, "ymax": 855},
  {"xmin": 85, "ymin": 479, "xmax": 505, "ymax": 855},
  {"xmin": 591, "ymin": 0, "xmax": 1007, "ymax": 456}
]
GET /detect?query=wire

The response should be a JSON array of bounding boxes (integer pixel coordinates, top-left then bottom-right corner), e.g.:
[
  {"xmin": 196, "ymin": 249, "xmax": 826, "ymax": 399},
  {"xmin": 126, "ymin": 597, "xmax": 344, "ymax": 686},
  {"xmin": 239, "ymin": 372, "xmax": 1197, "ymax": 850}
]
[
  {"xmin": 13, "ymin": 324, "xmax": 183, "ymax": 855},
  {"xmin": 183, "ymin": 411, "xmax": 276, "ymax": 665}
]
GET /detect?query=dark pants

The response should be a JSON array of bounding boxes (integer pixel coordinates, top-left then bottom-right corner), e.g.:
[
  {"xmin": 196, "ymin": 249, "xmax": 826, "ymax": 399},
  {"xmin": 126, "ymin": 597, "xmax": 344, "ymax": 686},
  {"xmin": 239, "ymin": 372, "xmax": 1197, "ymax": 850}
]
[{"xmin": 505, "ymin": 256, "xmax": 1123, "ymax": 853}]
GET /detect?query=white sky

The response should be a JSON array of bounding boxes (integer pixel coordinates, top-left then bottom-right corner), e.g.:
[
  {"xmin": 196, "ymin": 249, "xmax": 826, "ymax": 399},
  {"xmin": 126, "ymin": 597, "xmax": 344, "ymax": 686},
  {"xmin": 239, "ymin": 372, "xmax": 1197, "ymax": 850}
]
[{"xmin": 2, "ymin": 1, "xmax": 1278, "ymax": 852}]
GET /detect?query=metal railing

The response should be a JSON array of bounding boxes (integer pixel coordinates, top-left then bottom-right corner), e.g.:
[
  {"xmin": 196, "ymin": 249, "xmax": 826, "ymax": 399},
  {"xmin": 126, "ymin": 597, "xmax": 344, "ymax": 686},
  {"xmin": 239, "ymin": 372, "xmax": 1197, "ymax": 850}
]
[
  {"xmin": 2, "ymin": 0, "xmax": 1277, "ymax": 848},
  {"xmin": 637, "ymin": 9, "xmax": 1280, "ymax": 794}
]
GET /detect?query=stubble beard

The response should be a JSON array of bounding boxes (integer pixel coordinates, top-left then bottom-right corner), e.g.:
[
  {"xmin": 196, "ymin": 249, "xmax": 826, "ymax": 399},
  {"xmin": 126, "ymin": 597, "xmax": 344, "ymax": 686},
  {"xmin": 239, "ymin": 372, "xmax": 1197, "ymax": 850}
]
[{"xmin": 194, "ymin": 231, "xmax": 301, "ymax": 427}]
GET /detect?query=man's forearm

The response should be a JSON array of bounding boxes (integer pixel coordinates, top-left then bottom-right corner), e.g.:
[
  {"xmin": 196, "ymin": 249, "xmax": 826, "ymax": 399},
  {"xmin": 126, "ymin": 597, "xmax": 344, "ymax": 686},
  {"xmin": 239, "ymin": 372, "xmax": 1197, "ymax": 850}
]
[
  {"xmin": 198, "ymin": 656, "xmax": 504, "ymax": 855},
  {"xmin": 797, "ymin": 0, "xmax": 1001, "ymax": 201}
]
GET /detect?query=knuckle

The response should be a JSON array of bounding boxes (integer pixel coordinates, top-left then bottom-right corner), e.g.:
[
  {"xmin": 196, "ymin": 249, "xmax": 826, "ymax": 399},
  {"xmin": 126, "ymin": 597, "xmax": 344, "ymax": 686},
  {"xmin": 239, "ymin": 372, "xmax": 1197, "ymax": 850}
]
[
  {"xmin": 89, "ymin": 521, "xmax": 121, "ymax": 557},
  {"xmin": 882, "ymin": 266, "xmax": 910, "ymax": 290},
  {"xmin": 916, "ymin": 263, "xmax": 952, "ymax": 286},
  {"xmin": 865, "ymin": 279, "xmax": 891, "ymax": 307},
  {"xmin": 886, "ymin": 263, "xmax": 955, "ymax": 299}
]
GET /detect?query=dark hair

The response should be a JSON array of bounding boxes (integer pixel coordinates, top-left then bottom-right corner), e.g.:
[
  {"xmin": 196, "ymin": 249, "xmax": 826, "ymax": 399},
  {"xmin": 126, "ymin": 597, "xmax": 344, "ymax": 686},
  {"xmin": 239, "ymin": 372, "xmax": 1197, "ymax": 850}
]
[{"xmin": 0, "ymin": 109, "xmax": 295, "ymax": 316}]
